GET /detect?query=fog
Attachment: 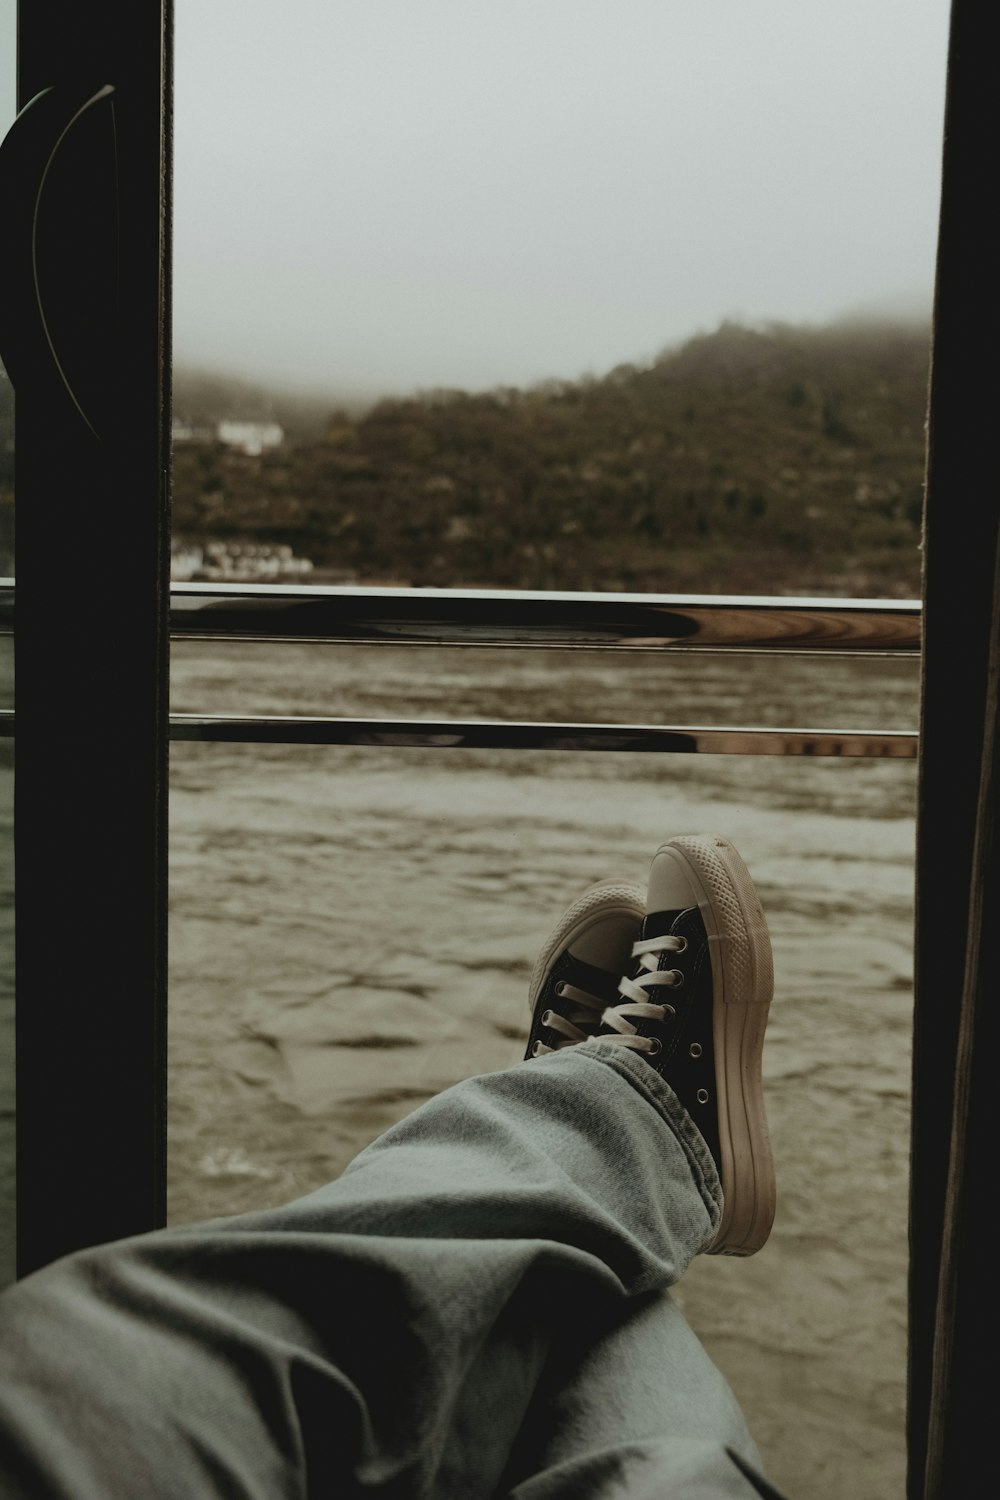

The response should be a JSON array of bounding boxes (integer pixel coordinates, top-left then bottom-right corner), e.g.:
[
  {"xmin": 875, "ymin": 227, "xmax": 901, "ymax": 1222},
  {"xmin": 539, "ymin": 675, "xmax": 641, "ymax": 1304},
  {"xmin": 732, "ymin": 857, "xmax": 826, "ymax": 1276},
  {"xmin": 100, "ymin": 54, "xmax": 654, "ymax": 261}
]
[{"xmin": 2, "ymin": 1, "xmax": 952, "ymax": 399}]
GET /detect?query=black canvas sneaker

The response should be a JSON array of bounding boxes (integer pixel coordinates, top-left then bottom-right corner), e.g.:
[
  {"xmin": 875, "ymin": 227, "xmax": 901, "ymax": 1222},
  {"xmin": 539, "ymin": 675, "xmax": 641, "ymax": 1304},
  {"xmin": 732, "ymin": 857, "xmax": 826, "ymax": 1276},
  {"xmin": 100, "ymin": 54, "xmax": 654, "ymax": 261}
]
[
  {"xmin": 525, "ymin": 881, "xmax": 645, "ymax": 1060},
  {"xmin": 598, "ymin": 836, "xmax": 776, "ymax": 1256}
]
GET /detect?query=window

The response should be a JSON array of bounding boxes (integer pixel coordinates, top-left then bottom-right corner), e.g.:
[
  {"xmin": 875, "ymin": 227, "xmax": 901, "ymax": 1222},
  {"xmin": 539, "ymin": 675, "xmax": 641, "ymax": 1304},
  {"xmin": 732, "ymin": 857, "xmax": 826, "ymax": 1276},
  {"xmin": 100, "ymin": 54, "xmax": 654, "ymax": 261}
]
[
  {"xmin": 0, "ymin": 0, "xmax": 15, "ymax": 1289},
  {"xmin": 167, "ymin": 7, "xmax": 946, "ymax": 1495}
]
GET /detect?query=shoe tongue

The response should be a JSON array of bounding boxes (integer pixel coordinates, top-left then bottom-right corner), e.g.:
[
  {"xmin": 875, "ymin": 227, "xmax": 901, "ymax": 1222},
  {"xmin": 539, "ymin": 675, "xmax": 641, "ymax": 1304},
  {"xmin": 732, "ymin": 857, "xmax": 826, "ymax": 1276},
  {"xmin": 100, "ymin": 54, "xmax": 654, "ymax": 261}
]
[
  {"xmin": 568, "ymin": 951, "xmax": 621, "ymax": 1000},
  {"xmin": 642, "ymin": 908, "xmax": 687, "ymax": 941}
]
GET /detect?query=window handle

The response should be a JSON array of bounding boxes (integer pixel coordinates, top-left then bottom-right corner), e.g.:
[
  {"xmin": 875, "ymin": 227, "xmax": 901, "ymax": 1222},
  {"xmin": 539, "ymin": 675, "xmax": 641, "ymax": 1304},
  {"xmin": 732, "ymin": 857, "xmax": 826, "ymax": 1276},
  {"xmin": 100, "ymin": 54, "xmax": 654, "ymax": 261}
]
[{"xmin": 0, "ymin": 81, "xmax": 117, "ymax": 439}]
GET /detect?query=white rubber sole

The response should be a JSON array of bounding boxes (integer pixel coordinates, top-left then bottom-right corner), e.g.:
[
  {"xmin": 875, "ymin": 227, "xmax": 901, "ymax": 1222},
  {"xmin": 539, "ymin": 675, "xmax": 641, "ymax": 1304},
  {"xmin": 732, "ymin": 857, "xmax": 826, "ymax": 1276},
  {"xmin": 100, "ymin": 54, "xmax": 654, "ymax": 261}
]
[
  {"xmin": 654, "ymin": 836, "xmax": 776, "ymax": 1256},
  {"xmin": 528, "ymin": 881, "xmax": 645, "ymax": 1016}
]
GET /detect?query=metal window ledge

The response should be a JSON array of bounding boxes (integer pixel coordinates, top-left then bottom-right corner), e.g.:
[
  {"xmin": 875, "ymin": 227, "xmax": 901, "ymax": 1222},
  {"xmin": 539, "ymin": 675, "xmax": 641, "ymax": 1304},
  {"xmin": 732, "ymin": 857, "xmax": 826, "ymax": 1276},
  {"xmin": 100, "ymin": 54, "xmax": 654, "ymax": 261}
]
[
  {"xmin": 0, "ymin": 582, "xmax": 920, "ymax": 756},
  {"xmin": 0, "ymin": 580, "xmax": 921, "ymax": 654},
  {"xmin": 0, "ymin": 709, "xmax": 916, "ymax": 758},
  {"xmin": 166, "ymin": 582, "xmax": 921, "ymax": 654},
  {"xmin": 168, "ymin": 713, "xmax": 917, "ymax": 758}
]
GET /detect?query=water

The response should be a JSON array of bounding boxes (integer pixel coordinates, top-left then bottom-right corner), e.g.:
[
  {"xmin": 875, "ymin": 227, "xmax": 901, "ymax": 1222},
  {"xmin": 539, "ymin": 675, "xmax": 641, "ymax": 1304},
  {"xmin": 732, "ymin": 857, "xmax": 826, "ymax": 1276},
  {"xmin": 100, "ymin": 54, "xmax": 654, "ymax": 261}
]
[{"xmin": 168, "ymin": 641, "xmax": 918, "ymax": 1500}]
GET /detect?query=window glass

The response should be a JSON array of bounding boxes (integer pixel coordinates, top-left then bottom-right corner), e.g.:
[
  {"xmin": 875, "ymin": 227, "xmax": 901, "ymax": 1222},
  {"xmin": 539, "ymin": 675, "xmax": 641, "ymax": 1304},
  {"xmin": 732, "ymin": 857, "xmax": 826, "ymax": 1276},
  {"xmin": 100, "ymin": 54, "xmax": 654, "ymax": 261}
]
[
  {"xmin": 172, "ymin": 0, "xmax": 948, "ymax": 598},
  {"xmin": 0, "ymin": 0, "xmax": 17, "ymax": 1289},
  {"xmin": 171, "ymin": 4, "xmax": 946, "ymax": 1495},
  {"xmin": 170, "ymin": 636, "xmax": 919, "ymax": 1500}
]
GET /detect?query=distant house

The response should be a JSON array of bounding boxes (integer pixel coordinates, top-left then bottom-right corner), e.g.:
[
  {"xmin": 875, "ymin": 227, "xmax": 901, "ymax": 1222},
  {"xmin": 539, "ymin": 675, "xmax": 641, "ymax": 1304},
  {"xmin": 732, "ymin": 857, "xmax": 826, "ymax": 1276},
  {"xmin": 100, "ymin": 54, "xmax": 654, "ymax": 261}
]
[
  {"xmin": 170, "ymin": 537, "xmax": 314, "ymax": 582},
  {"xmin": 216, "ymin": 420, "xmax": 284, "ymax": 457}
]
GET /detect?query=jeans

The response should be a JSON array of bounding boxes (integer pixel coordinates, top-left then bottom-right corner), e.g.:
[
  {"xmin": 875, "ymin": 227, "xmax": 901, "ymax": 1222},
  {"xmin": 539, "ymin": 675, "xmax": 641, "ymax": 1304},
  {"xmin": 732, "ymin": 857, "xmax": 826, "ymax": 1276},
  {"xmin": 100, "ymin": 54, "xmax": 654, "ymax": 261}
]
[{"xmin": 0, "ymin": 1040, "xmax": 786, "ymax": 1498}]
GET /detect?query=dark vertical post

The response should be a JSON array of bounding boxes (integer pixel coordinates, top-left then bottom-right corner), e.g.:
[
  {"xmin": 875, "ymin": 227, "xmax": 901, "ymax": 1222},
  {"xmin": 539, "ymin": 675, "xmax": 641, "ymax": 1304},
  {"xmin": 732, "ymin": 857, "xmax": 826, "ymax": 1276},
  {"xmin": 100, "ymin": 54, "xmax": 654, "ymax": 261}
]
[
  {"xmin": 11, "ymin": 0, "xmax": 171, "ymax": 1272},
  {"xmin": 910, "ymin": 1, "xmax": 1000, "ymax": 1493}
]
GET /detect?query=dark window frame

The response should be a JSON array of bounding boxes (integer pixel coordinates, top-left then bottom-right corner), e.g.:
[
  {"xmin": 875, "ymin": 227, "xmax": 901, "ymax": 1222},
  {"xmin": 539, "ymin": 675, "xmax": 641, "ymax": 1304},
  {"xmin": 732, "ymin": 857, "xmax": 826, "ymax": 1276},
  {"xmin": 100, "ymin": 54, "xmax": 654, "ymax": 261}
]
[{"xmin": 4, "ymin": 4, "xmax": 997, "ymax": 1496}]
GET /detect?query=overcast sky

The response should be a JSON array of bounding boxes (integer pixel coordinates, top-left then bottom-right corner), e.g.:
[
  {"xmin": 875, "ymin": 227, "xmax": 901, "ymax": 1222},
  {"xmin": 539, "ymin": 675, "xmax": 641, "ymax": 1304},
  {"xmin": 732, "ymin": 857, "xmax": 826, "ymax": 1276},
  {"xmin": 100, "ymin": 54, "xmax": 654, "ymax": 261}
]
[{"xmin": 2, "ymin": 1, "xmax": 952, "ymax": 398}]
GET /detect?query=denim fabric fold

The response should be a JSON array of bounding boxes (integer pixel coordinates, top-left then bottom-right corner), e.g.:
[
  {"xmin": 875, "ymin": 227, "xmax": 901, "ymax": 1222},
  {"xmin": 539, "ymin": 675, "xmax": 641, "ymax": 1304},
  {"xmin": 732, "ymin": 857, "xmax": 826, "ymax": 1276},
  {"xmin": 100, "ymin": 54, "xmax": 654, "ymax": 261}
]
[{"xmin": 0, "ymin": 1046, "xmax": 781, "ymax": 1499}]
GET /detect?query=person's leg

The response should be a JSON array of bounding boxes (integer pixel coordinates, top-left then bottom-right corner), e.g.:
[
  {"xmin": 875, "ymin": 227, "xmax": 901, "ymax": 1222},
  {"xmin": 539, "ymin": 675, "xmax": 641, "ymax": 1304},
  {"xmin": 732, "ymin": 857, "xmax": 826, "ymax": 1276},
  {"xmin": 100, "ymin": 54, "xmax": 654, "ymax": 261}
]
[
  {"xmin": 499, "ymin": 1293, "xmax": 785, "ymax": 1499},
  {"xmin": 0, "ymin": 1045, "xmax": 726, "ymax": 1500},
  {"xmin": 0, "ymin": 842, "xmax": 780, "ymax": 1499}
]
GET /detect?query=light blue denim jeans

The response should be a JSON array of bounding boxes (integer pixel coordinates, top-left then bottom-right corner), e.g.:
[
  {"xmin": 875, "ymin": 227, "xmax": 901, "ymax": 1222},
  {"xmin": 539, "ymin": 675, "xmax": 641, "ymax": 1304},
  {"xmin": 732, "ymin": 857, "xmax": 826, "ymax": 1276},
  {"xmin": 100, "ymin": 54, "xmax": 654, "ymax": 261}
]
[{"xmin": 0, "ymin": 1040, "xmax": 786, "ymax": 1498}]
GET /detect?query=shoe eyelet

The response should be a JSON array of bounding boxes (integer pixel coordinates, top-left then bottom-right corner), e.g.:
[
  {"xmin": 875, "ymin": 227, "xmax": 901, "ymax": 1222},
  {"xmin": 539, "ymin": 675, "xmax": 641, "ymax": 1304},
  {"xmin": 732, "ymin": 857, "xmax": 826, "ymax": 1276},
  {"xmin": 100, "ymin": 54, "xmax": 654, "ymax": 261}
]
[
  {"xmin": 689, "ymin": 1042, "xmax": 702, "ymax": 1058},
  {"xmin": 661, "ymin": 1004, "xmax": 676, "ymax": 1018},
  {"xmin": 696, "ymin": 1088, "xmax": 710, "ymax": 1104},
  {"xmin": 531, "ymin": 1041, "xmax": 544, "ymax": 1057},
  {"xmin": 647, "ymin": 1037, "xmax": 662, "ymax": 1057},
  {"xmin": 673, "ymin": 937, "xmax": 688, "ymax": 954},
  {"xmin": 541, "ymin": 1010, "xmax": 553, "ymax": 1026},
  {"xmin": 667, "ymin": 969, "xmax": 684, "ymax": 987}
]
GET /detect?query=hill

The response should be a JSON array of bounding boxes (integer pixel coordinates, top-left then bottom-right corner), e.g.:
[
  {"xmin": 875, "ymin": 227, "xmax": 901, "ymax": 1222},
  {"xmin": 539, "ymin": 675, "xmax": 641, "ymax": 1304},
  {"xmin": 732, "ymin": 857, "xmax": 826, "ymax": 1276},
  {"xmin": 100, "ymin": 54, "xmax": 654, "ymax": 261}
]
[
  {"xmin": 3, "ymin": 321, "xmax": 931, "ymax": 595},
  {"xmin": 173, "ymin": 318, "xmax": 930, "ymax": 596}
]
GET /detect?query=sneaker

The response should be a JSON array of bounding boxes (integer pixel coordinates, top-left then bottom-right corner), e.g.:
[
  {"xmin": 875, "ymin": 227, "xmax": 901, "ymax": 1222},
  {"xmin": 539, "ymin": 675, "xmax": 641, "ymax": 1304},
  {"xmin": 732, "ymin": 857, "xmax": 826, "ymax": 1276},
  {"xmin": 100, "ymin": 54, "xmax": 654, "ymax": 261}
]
[
  {"xmin": 599, "ymin": 835, "xmax": 775, "ymax": 1256},
  {"xmin": 525, "ymin": 881, "xmax": 645, "ymax": 1060}
]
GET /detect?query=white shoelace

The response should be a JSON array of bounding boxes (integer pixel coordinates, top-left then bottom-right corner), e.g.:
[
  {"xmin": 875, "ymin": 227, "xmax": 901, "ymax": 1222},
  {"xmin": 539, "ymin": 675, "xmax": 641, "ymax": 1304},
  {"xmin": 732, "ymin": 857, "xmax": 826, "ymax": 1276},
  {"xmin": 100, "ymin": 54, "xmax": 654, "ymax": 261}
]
[
  {"xmin": 533, "ymin": 932, "xmax": 686, "ymax": 1058},
  {"xmin": 532, "ymin": 980, "xmax": 606, "ymax": 1055},
  {"xmin": 598, "ymin": 933, "xmax": 687, "ymax": 1057}
]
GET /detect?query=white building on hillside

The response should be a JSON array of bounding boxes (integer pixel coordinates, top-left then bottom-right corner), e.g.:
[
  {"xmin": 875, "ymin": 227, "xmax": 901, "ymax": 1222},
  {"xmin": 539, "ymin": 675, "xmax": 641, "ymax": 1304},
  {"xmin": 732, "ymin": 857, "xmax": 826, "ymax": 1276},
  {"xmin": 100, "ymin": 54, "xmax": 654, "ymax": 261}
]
[{"xmin": 216, "ymin": 420, "xmax": 284, "ymax": 457}]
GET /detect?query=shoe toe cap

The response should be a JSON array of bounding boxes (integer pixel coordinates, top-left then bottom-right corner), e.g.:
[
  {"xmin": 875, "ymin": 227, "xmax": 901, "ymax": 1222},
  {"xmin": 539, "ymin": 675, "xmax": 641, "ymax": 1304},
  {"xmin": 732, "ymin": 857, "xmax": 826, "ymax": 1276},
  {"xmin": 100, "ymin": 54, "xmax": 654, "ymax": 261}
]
[
  {"xmin": 569, "ymin": 910, "xmax": 642, "ymax": 970},
  {"xmin": 646, "ymin": 845, "xmax": 703, "ymax": 921}
]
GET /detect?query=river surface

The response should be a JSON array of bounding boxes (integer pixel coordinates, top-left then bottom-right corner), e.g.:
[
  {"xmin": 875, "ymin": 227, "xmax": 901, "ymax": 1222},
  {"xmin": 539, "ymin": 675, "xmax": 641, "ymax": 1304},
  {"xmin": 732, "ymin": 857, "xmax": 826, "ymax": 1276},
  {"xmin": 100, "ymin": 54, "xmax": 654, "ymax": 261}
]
[
  {"xmin": 165, "ymin": 640, "xmax": 918, "ymax": 1500},
  {"xmin": 0, "ymin": 639, "xmax": 919, "ymax": 1500}
]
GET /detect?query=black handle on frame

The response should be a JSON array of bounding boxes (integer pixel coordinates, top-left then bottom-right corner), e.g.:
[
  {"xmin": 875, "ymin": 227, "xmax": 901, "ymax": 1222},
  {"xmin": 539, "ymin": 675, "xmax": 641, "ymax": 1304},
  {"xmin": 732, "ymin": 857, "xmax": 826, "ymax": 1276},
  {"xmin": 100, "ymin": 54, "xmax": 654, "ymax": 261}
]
[{"xmin": 0, "ymin": 81, "xmax": 116, "ymax": 437}]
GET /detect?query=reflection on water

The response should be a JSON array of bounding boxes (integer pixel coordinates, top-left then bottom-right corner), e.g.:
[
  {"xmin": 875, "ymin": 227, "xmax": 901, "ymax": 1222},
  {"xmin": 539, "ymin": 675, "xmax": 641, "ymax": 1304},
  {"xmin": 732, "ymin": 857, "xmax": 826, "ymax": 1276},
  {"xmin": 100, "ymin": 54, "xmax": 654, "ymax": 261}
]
[{"xmin": 170, "ymin": 641, "xmax": 917, "ymax": 1500}]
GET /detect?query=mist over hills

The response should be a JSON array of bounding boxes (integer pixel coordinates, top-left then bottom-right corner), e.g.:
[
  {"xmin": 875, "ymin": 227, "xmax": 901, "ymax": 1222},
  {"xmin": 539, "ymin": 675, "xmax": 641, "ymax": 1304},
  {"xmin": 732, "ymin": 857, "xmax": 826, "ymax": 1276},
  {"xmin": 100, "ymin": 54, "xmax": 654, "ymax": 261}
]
[
  {"xmin": 1, "ymin": 320, "xmax": 931, "ymax": 595},
  {"xmin": 173, "ymin": 318, "xmax": 930, "ymax": 596},
  {"xmin": 172, "ymin": 366, "xmax": 372, "ymax": 439}
]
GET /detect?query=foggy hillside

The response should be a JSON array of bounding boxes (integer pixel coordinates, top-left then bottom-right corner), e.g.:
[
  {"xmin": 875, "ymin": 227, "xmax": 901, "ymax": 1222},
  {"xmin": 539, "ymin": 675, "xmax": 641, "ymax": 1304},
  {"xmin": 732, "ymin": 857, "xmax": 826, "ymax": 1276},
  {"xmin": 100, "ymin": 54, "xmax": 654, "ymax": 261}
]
[{"xmin": 172, "ymin": 319, "xmax": 930, "ymax": 596}]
